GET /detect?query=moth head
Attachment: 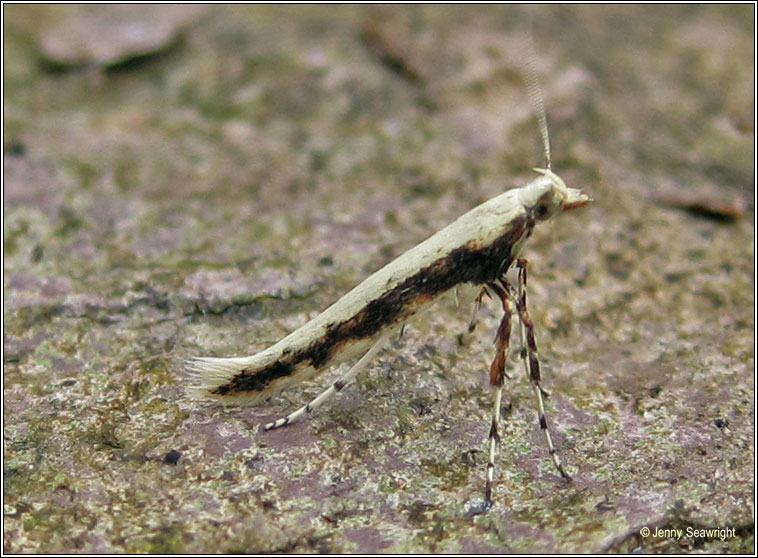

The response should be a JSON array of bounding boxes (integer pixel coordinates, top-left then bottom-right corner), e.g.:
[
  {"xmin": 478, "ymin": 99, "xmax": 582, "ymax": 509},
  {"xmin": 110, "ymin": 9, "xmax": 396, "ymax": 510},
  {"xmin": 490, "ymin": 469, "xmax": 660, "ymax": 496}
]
[{"xmin": 519, "ymin": 168, "xmax": 591, "ymax": 221}]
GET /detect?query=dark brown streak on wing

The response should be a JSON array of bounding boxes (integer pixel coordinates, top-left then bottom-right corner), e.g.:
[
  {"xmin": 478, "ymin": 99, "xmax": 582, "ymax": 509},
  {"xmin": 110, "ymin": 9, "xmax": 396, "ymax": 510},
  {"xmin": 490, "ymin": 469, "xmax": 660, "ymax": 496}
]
[{"xmin": 212, "ymin": 215, "xmax": 531, "ymax": 396}]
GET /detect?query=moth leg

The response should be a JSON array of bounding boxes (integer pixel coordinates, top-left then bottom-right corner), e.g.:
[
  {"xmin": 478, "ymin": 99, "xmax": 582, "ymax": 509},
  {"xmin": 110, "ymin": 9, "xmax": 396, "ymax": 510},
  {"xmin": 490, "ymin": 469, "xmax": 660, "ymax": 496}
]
[
  {"xmin": 467, "ymin": 287, "xmax": 488, "ymax": 334},
  {"xmin": 484, "ymin": 281, "xmax": 514, "ymax": 503},
  {"xmin": 511, "ymin": 258, "xmax": 571, "ymax": 480},
  {"xmin": 263, "ymin": 330, "xmax": 393, "ymax": 431}
]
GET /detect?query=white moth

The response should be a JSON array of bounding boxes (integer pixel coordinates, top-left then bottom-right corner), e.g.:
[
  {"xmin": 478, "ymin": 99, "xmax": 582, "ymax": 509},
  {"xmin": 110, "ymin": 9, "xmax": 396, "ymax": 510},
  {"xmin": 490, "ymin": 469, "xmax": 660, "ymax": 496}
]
[{"xmin": 187, "ymin": 50, "xmax": 591, "ymax": 506}]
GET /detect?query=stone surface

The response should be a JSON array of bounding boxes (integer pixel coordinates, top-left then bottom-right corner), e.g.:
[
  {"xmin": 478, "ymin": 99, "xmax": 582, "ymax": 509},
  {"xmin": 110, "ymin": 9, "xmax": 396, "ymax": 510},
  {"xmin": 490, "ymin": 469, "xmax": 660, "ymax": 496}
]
[
  {"xmin": 3, "ymin": 5, "xmax": 753, "ymax": 553},
  {"xmin": 39, "ymin": 5, "xmax": 209, "ymax": 68}
]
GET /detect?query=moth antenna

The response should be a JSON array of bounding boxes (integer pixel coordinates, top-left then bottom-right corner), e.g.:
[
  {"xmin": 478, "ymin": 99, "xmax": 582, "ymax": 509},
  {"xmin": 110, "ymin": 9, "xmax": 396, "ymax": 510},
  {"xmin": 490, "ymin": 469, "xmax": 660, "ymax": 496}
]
[{"xmin": 521, "ymin": 30, "xmax": 552, "ymax": 171}]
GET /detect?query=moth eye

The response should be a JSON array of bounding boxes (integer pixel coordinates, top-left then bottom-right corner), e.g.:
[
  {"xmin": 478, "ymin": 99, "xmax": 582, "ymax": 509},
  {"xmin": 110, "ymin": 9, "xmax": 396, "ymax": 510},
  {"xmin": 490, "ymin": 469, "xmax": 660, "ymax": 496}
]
[{"xmin": 534, "ymin": 203, "xmax": 551, "ymax": 220}]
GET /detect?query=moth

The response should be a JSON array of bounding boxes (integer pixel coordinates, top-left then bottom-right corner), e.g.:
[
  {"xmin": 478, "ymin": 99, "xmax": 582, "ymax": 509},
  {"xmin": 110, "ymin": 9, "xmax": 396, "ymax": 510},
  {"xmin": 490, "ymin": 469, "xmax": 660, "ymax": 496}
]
[{"xmin": 188, "ymin": 55, "xmax": 591, "ymax": 505}]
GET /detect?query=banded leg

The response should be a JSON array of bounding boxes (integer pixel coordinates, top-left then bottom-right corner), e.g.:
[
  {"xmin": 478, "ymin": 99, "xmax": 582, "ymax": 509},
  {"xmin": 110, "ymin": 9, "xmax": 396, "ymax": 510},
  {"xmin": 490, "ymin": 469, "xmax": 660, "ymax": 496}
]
[
  {"xmin": 468, "ymin": 287, "xmax": 488, "ymax": 333},
  {"xmin": 264, "ymin": 331, "xmax": 393, "ymax": 431},
  {"xmin": 484, "ymin": 281, "xmax": 514, "ymax": 502},
  {"xmin": 513, "ymin": 258, "xmax": 571, "ymax": 480}
]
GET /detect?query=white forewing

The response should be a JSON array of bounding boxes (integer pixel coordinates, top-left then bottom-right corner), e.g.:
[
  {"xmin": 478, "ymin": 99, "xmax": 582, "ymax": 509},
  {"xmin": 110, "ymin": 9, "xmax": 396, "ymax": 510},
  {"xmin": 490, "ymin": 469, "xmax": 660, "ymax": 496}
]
[{"xmin": 188, "ymin": 180, "xmax": 536, "ymax": 401}]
